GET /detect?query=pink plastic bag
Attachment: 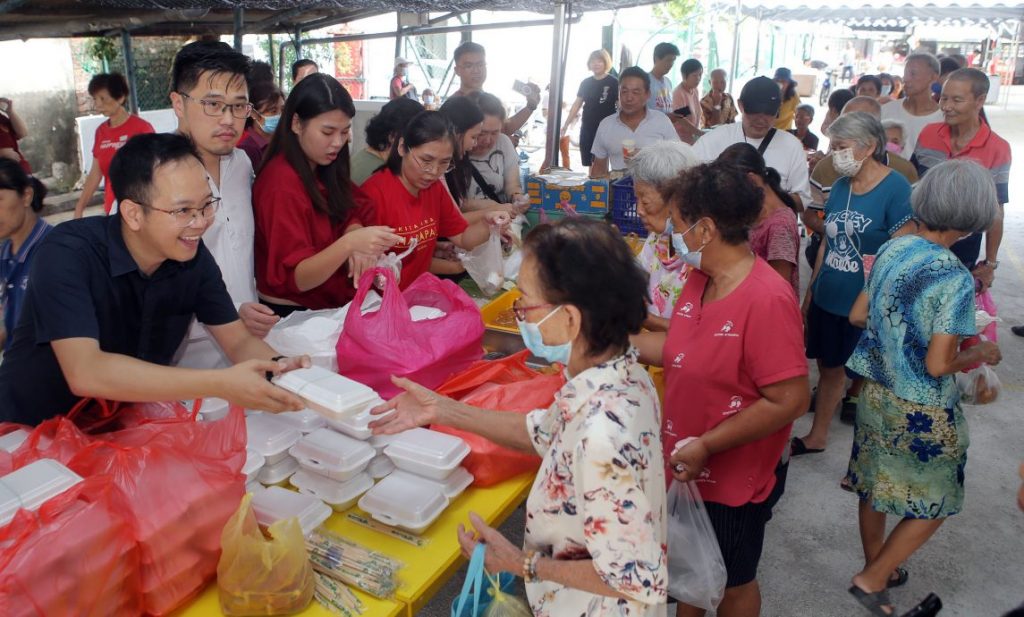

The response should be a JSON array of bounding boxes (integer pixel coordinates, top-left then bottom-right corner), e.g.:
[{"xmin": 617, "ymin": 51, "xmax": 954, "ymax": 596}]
[
  {"xmin": 976, "ymin": 290, "xmax": 998, "ymax": 342},
  {"xmin": 337, "ymin": 268, "xmax": 485, "ymax": 398}
]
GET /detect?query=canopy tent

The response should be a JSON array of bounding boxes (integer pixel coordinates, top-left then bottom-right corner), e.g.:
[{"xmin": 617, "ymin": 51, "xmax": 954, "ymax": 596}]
[{"xmin": 713, "ymin": 0, "xmax": 1024, "ymax": 27}]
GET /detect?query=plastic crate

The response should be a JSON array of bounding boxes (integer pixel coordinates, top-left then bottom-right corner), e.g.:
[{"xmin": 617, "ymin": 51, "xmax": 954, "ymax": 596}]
[
  {"xmin": 524, "ymin": 175, "xmax": 609, "ymax": 215},
  {"xmin": 524, "ymin": 209, "xmax": 608, "ymax": 228},
  {"xmin": 610, "ymin": 176, "xmax": 647, "ymax": 236}
]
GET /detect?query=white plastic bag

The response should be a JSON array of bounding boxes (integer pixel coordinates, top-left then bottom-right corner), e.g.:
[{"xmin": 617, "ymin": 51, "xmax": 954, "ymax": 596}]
[
  {"xmin": 666, "ymin": 480, "xmax": 726, "ymax": 610},
  {"xmin": 956, "ymin": 364, "xmax": 1001, "ymax": 405},
  {"xmin": 459, "ymin": 228, "xmax": 505, "ymax": 296},
  {"xmin": 374, "ymin": 238, "xmax": 419, "ymax": 288},
  {"xmin": 264, "ymin": 308, "xmax": 347, "ymax": 371}
]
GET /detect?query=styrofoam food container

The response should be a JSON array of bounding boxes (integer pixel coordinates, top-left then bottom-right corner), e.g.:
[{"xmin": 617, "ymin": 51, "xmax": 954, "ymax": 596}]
[
  {"xmin": 196, "ymin": 397, "xmax": 230, "ymax": 422},
  {"xmin": 257, "ymin": 456, "xmax": 299, "ymax": 486},
  {"xmin": 384, "ymin": 428, "xmax": 471, "ymax": 481},
  {"xmin": 1, "ymin": 459, "xmax": 84, "ymax": 513},
  {"xmin": 366, "ymin": 454, "xmax": 395, "ymax": 480},
  {"xmin": 391, "ymin": 467, "xmax": 473, "ymax": 499},
  {"xmin": 245, "ymin": 481, "xmax": 262, "ymax": 495},
  {"xmin": 0, "ymin": 429, "xmax": 29, "ymax": 453},
  {"xmin": 274, "ymin": 408, "xmax": 327, "ymax": 434},
  {"xmin": 243, "ymin": 448, "xmax": 265, "ymax": 484},
  {"xmin": 252, "ymin": 485, "xmax": 331, "ymax": 537},
  {"xmin": 290, "ymin": 469, "xmax": 372, "ymax": 512},
  {"xmin": 358, "ymin": 472, "xmax": 448, "ymax": 534},
  {"xmin": 326, "ymin": 401, "xmax": 389, "ymax": 440},
  {"xmin": 274, "ymin": 366, "xmax": 380, "ymax": 420},
  {"xmin": 246, "ymin": 414, "xmax": 301, "ymax": 465},
  {"xmin": 289, "ymin": 428, "xmax": 374, "ymax": 482},
  {"xmin": 0, "ymin": 482, "xmax": 22, "ymax": 527},
  {"xmin": 368, "ymin": 432, "xmax": 402, "ymax": 454}
]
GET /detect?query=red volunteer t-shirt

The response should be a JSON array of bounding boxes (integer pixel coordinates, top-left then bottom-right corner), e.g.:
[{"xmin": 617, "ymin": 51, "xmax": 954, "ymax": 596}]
[
  {"xmin": 360, "ymin": 169, "xmax": 469, "ymax": 289},
  {"xmin": 93, "ymin": 115, "xmax": 155, "ymax": 212},
  {"xmin": 253, "ymin": 154, "xmax": 374, "ymax": 309},
  {"xmin": 0, "ymin": 113, "xmax": 30, "ymax": 174},
  {"xmin": 662, "ymin": 257, "xmax": 807, "ymax": 507}
]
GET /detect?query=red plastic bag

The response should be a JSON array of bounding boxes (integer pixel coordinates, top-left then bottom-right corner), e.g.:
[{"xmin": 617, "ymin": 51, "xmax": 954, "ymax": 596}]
[
  {"xmin": 0, "ymin": 475, "xmax": 141, "ymax": 617},
  {"xmin": 337, "ymin": 268, "xmax": 485, "ymax": 398},
  {"xmin": 960, "ymin": 291, "xmax": 1000, "ymax": 372},
  {"xmin": 432, "ymin": 351, "xmax": 565, "ymax": 487}
]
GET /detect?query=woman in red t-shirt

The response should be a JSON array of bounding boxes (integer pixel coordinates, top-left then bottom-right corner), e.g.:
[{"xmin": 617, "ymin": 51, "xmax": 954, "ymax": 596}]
[
  {"xmin": 73, "ymin": 73, "xmax": 155, "ymax": 217},
  {"xmin": 253, "ymin": 73, "xmax": 401, "ymax": 316},
  {"xmin": 633, "ymin": 161, "xmax": 809, "ymax": 617},
  {"xmin": 361, "ymin": 111, "xmax": 509, "ymax": 290}
]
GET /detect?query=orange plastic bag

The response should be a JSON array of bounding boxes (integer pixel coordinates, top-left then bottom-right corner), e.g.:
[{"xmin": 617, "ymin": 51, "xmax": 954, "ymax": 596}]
[
  {"xmin": 433, "ymin": 351, "xmax": 565, "ymax": 487},
  {"xmin": 0, "ymin": 475, "xmax": 141, "ymax": 617}
]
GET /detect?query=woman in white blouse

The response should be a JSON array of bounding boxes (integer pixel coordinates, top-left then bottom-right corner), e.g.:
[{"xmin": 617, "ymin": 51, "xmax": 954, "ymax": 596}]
[{"xmin": 371, "ymin": 218, "xmax": 668, "ymax": 617}]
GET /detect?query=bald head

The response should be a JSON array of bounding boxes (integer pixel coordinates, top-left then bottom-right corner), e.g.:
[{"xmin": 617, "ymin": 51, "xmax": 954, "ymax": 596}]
[{"xmin": 842, "ymin": 95, "xmax": 882, "ymax": 118}]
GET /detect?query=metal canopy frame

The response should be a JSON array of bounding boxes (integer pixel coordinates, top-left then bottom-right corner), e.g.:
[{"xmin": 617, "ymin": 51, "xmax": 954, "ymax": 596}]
[{"xmin": 713, "ymin": 1, "xmax": 1024, "ymax": 27}]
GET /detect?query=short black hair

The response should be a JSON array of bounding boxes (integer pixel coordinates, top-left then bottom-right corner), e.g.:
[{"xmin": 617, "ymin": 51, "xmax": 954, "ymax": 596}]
[
  {"xmin": 454, "ymin": 41, "xmax": 486, "ymax": 62},
  {"xmin": 291, "ymin": 58, "xmax": 318, "ymax": 81},
  {"xmin": 716, "ymin": 142, "xmax": 797, "ymax": 213},
  {"xmin": 680, "ymin": 58, "xmax": 703, "ymax": 78},
  {"xmin": 856, "ymin": 74, "xmax": 883, "ymax": 95},
  {"xmin": 827, "ymin": 87, "xmax": 856, "ymax": 113},
  {"xmin": 939, "ymin": 56, "xmax": 962, "ymax": 76},
  {"xmin": 365, "ymin": 97, "xmax": 425, "ymax": 152},
  {"xmin": 662, "ymin": 160, "xmax": 762, "ymax": 245},
  {"xmin": 524, "ymin": 218, "xmax": 649, "ymax": 358},
  {"xmin": 653, "ymin": 42, "xmax": 681, "ymax": 61},
  {"xmin": 0, "ymin": 159, "xmax": 46, "ymax": 213},
  {"xmin": 248, "ymin": 60, "xmax": 274, "ymax": 85},
  {"xmin": 438, "ymin": 96, "xmax": 485, "ymax": 202},
  {"xmin": 619, "ymin": 66, "xmax": 651, "ymax": 92},
  {"xmin": 87, "ymin": 73, "xmax": 129, "ymax": 101},
  {"xmin": 796, "ymin": 103, "xmax": 815, "ymax": 118},
  {"xmin": 109, "ymin": 133, "xmax": 200, "ymax": 207},
  {"xmin": 245, "ymin": 80, "xmax": 283, "ymax": 129},
  {"xmin": 171, "ymin": 40, "xmax": 250, "ymax": 94}
]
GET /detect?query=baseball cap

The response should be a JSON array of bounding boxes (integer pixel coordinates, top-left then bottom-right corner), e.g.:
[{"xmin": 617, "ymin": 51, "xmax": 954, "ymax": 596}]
[
  {"xmin": 739, "ymin": 76, "xmax": 782, "ymax": 116},
  {"xmin": 394, "ymin": 57, "xmax": 410, "ymax": 68}
]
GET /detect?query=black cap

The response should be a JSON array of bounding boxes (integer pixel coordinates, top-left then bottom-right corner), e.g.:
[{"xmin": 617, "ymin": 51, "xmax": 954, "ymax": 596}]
[{"xmin": 739, "ymin": 76, "xmax": 782, "ymax": 116}]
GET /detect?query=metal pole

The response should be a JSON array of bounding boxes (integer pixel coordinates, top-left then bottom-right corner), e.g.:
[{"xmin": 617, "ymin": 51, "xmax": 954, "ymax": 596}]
[
  {"xmin": 294, "ymin": 25, "xmax": 302, "ymax": 58},
  {"xmin": 395, "ymin": 12, "xmax": 403, "ymax": 60},
  {"xmin": 121, "ymin": 30, "xmax": 140, "ymax": 114},
  {"xmin": 544, "ymin": 1, "xmax": 568, "ymax": 170},
  {"xmin": 730, "ymin": 0, "xmax": 743, "ymax": 89},
  {"xmin": 233, "ymin": 6, "xmax": 244, "ymax": 52},
  {"xmin": 267, "ymin": 33, "xmax": 275, "ymax": 76}
]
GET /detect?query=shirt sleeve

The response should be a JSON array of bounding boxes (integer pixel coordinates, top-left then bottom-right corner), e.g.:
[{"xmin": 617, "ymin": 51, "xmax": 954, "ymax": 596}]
[
  {"xmin": 885, "ymin": 176, "xmax": 914, "ymax": 235},
  {"xmin": 576, "ymin": 78, "xmax": 587, "ymax": 100},
  {"xmin": 659, "ymin": 113, "xmax": 681, "ymax": 141},
  {"xmin": 25, "ymin": 233, "xmax": 101, "ymax": 343},
  {"xmin": 766, "ymin": 218, "xmax": 799, "ymax": 266},
  {"xmin": 436, "ymin": 184, "xmax": 470, "ymax": 238},
  {"xmin": 590, "ymin": 118, "xmax": 611, "ymax": 159},
  {"xmin": 350, "ymin": 183, "xmax": 376, "ymax": 227},
  {"xmin": 929, "ymin": 266, "xmax": 976, "ymax": 337},
  {"xmin": 693, "ymin": 128, "xmax": 714, "ymax": 161},
  {"xmin": 576, "ymin": 411, "xmax": 667, "ymax": 606},
  {"xmin": 786, "ymin": 141, "xmax": 812, "ymax": 206},
  {"xmin": 253, "ymin": 182, "xmax": 320, "ymax": 296},
  {"xmin": 743, "ymin": 286, "xmax": 808, "ymax": 387},
  {"xmin": 193, "ymin": 245, "xmax": 240, "ymax": 327},
  {"xmin": 524, "ymin": 405, "xmax": 557, "ymax": 454}
]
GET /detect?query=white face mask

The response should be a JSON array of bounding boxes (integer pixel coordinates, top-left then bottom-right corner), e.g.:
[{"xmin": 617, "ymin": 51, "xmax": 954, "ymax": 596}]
[
  {"xmin": 833, "ymin": 147, "xmax": 867, "ymax": 177},
  {"xmin": 880, "ymin": 85, "xmax": 892, "ymax": 96}
]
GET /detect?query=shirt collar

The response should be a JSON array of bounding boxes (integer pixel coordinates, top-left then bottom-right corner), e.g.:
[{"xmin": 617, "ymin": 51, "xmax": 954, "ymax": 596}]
[
  {"xmin": 617, "ymin": 108, "xmax": 650, "ymax": 127},
  {"xmin": 554, "ymin": 347, "xmax": 640, "ymax": 420},
  {"xmin": 936, "ymin": 120, "xmax": 991, "ymax": 154},
  {"xmin": 3, "ymin": 218, "xmax": 51, "ymax": 264},
  {"xmin": 106, "ymin": 214, "xmax": 141, "ymax": 277}
]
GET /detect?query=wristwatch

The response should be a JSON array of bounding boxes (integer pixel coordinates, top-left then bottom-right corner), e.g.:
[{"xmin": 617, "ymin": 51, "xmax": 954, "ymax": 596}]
[{"xmin": 984, "ymin": 260, "xmax": 999, "ymax": 269}]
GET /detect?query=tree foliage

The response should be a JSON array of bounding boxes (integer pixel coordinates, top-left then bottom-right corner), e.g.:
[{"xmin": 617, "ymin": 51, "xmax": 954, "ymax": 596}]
[{"xmin": 654, "ymin": 0, "xmax": 701, "ymax": 25}]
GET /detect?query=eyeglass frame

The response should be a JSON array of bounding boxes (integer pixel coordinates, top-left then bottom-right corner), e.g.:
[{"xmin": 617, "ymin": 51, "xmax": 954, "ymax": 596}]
[
  {"xmin": 177, "ymin": 92, "xmax": 253, "ymax": 120},
  {"xmin": 135, "ymin": 197, "xmax": 222, "ymax": 228},
  {"xmin": 512, "ymin": 297, "xmax": 556, "ymax": 322},
  {"xmin": 407, "ymin": 149, "xmax": 455, "ymax": 175}
]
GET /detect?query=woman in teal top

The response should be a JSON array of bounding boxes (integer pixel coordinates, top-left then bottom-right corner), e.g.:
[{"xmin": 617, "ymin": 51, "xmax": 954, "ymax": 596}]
[
  {"xmin": 795, "ymin": 112, "xmax": 914, "ymax": 455},
  {"xmin": 844, "ymin": 159, "xmax": 1002, "ymax": 616}
]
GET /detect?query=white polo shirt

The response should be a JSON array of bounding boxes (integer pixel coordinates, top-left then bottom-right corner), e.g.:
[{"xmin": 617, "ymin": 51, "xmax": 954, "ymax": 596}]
[
  {"xmin": 175, "ymin": 148, "xmax": 258, "ymax": 369},
  {"xmin": 880, "ymin": 99, "xmax": 944, "ymax": 160},
  {"xmin": 591, "ymin": 110, "xmax": 680, "ymax": 171},
  {"xmin": 694, "ymin": 122, "xmax": 812, "ymax": 206}
]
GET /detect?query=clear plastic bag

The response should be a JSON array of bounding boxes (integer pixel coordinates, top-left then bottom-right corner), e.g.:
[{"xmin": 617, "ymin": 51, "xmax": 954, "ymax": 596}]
[
  {"xmin": 666, "ymin": 480, "xmax": 726, "ymax": 610},
  {"xmin": 459, "ymin": 228, "xmax": 505, "ymax": 296},
  {"xmin": 482, "ymin": 571, "xmax": 532, "ymax": 617},
  {"xmin": 956, "ymin": 363, "xmax": 1001, "ymax": 405}
]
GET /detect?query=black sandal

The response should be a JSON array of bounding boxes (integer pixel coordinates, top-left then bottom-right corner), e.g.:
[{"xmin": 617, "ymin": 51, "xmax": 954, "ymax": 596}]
[
  {"xmin": 849, "ymin": 585, "xmax": 895, "ymax": 616},
  {"xmin": 887, "ymin": 566, "xmax": 909, "ymax": 589},
  {"xmin": 900, "ymin": 593, "xmax": 942, "ymax": 617},
  {"xmin": 791, "ymin": 436, "xmax": 825, "ymax": 456}
]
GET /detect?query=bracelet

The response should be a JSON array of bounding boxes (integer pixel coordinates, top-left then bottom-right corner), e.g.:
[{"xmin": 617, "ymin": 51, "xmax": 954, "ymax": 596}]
[{"xmin": 523, "ymin": 550, "xmax": 542, "ymax": 583}]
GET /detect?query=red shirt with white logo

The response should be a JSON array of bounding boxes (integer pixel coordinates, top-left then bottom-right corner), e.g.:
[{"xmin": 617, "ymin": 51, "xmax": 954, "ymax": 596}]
[
  {"xmin": 662, "ymin": 257, "xmax": 807, "ymax": 506},
  {"xmin": 92, "ymin": 114, "xmax": 155, "ymax": 212},
  {"xmin": 360, "ymin": 170, "xmax": 469, "ymax": 289}
]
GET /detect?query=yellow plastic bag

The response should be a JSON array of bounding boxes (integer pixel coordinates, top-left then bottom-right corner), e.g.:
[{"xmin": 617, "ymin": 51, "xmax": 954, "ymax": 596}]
[{"xmin": 217, "ymin": 494, "xmax": 314, "ymax": 616}]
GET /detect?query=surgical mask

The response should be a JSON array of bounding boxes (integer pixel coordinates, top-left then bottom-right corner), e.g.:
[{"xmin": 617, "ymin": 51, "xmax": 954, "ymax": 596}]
[
  {"xmin": 260, "ymin": 114, "xmax": 280, "ymax": 133},
  {"xmin": 676, "ymin": 221, "xmax": 705, "ymax": 269},
  {"xmin": 517, "ymin": 306, "xmax": 571, "ymax": 365},
  {"xmin": 880, "ymin": 85, "xmax": 892, "ymax": 96},
  {"xmin": 833, "ymin": 147, "xmax": 866, "ymax": 177},
  {"xmin": 885, "ymin": 142, "xmax": 903, "ymax": 155},
  {"xmin": 424, "ymin": 95, "xmax": 434, "ymax": 105},
  {"xmin": 664, "ymin": 217, "xmax": 690, "ymax": 259}
]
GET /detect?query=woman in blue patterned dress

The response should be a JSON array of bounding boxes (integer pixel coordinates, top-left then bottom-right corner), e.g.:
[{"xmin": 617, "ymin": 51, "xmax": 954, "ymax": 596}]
[{"xmin": 844, "ymin": 159, "xmax": 1002, "ymax": 616}]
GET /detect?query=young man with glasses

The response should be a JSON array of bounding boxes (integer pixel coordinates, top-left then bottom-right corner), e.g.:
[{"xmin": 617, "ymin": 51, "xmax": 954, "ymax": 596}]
[
  {"xmin": 0, "ymin": 133, "xmax": 309, "ymax": 426},
  {"xmin": 451, "ymin": 41, "xmax": 539, "ymax": 136},
  {"xmin": 169, "ymin": 40, "xmax": 280, "ymax": 369}
]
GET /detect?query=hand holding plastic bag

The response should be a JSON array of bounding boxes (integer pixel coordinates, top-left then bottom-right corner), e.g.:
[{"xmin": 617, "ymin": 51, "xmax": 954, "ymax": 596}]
[
  {"xmin": 218, "ymin": 493, "xmax": 314, "ymax": 616},
  {"xmin": 452, "ymin": 542, "xmax": 527, "ymax": 617},
  {"xmin": 957, "ymin": 363, "xmax": 1002, "ymax": 405},
  {"xmin": 666, "ymin": 480, "xmax": 726, "ymax": 610},
  {"xmin": 459, "ymin": 227, "xmax": 505, "ymax": 296}
]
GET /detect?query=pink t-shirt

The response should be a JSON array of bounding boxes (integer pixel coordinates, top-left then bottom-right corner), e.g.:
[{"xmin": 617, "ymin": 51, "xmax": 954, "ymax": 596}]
[
  {"xmin": 662, "ymin": 258, "xmax": 807, "ymax": 506},
  {"xmin": 749, "ymin": 207, "xmax": 800, "ymax": 297}
]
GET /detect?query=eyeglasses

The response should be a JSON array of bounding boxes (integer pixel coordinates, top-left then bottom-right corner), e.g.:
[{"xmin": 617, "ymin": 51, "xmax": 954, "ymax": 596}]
[
  {"xmin": 409, "ymin": 152, "xmax": 455, "ymax": 175},
  {"xmin": 140, "ymin": 198, "xmax": 221, "ymax": 228},
  {"xmin": 457, "ymin": 61, "xmax": 486, "ymax": 72},
  {"xmin": 512, "ymin": 297, "xmax": 555, "ymax": 322},
  {"xmin": 177, "ymin": 92, "xmax": 252, "ymax": 119}
]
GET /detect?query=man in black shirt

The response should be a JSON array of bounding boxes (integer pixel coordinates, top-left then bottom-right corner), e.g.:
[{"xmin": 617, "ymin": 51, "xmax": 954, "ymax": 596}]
[{"xmin": 0, "ymin": 133, "xmax": 307, "ymax": 425}]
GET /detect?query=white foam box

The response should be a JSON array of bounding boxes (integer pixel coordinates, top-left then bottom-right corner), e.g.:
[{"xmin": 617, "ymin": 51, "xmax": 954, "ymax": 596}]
[
  {"xmin": 0, "ymin": 459, "xmax": 84, "ymax": 526},
  {"xmin": 289, "ymin": 428, "xmax": 374, "ymax": 483},
  {"xmin": 257, "ymin": 456, "xmax": 299, "ymax": 486},
  {"xmin": 252, "ymin": 485, "xmax": 331, "ymax": 537},
  {"xmin": 0, "ymin": 429, "xmax": 29, "ymax": 453},
  {"xmin": 274, "ymin": 366, "xmax": 380, "ymax": 421},
  {"xmin": 290, "ymin": 469, "xmax": 372, "ymax": 512},
  {"xmin": 246, "ymin": 414, "xmax": 301, "ymax": 465},
  {"xmin": 391, "ymin": 467, "xmax": 473, "ymax": 500},
  {"xmin": 384, "ymin": 428, "xmax": 470, "ymax": 481},
  {"xmin": 358, "ymin": 472, "xmax": 448, "ymax": 534},
  {"xmin": 274, "ymin": 408, "xmax": 327, "ymax": 434},
  {"xmin": 366, "ymin": 454, "xmax": 395, "ymax": 480}
]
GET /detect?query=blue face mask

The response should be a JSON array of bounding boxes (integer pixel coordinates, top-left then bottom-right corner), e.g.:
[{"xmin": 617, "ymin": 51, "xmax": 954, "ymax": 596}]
[
  {"xmin": 260, "ymin": 114, "xmax": 280, "ymax": 133},
  {"xmin": 675, "ymin": 220, "xmax": 705, "ymax": 269},
  {"xmin": 517, "ymin": 305, "xmax": 571, "ymax": 365},
  {"xmin": 663, "ymin": 217, "xmax": 689, "ymax": 259}
]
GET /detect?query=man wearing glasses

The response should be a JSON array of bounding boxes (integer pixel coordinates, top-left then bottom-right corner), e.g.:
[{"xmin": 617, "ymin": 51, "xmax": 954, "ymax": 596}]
[
  {"xmin": 0, "ymin": 133, "xmax": 309, "ymax": 426},
  {"xmin": 168, "ymin": 40, "xmax": 280, "ymax": 369},
  {"xmin": 451, "ymin": 41, "xmax": 539, "ymax": 136}
]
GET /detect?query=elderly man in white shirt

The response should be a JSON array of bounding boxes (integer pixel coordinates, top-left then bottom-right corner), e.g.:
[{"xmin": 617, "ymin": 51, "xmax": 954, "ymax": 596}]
[
  {"xmin": 590, "ymin": 67, "xmax": 680, "ymax": 178},
  {"xmin": 168, "ymin": 41, "xmax": 279, "ymax": 369},
  {"xmin": 694, "ymin": 76, "xmax": 811, "ymax": 210}
]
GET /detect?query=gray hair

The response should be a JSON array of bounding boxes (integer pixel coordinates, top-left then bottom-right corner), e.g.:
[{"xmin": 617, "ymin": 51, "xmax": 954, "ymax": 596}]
[
  {"xmin": 827, "ymin": 111, "xmax": 886, "ymax": 162},
  {"xmin": 913, "ymin": 159, "xmax": 999, "ymax": 234},
  {"xmin": 841, "ymin": 95, "xmax": 882, "ymax": 118},
  {"xmin": 906, "ymin": 52, "xmax": 941, "ymax": 76},
  {"xmin": 946, "ymin": 67, "xmax": 990, "ymax": 98},
  {"xmin": 628, "ymin": 140, "xmax": 700, "ymax": 188},
  {"xmin": 882, "ymin": 119, "xmax": 906, "ymax": 134}
]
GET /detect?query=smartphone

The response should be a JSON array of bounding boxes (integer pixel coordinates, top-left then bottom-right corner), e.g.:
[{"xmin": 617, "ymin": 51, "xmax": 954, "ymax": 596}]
[
  {"xmin": 672, "ymin": 105, "xmax": 692, "ymax": 117},
  {"xmin": 513, "ymin": 80, "xmax": 535, "ymax": 97}
]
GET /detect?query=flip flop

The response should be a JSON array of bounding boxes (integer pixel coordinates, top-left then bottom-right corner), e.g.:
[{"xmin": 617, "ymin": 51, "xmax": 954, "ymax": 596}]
[
  {"xmin": 887, "ymin": 566, "xmax": 909, "ymax": 589},
  {"xmin": 849, "ymin": 585, "xmax": 895, "ymax": 616},
  {"xmin": 791, "ymin": 437, "xmax": 825, "ymax": 457},
  {"xmin": 900, "ymin": 593, "xmax": 942, "ymax": 617}
]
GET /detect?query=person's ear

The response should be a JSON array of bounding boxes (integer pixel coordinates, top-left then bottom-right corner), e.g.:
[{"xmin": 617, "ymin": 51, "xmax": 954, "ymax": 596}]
[
  {"xmin": 562, "ymin": 304, "xmax": 583, "ymax": 346},
  {"xmin": 397, "ymin": 138, "xmax": 407, "ymax": 156},
  {"xmin": 291, "ymin": 113, "xmax": 303, "ymax": 135},
  {"xmin": 120, "ymin": 199, "xmax": 146, "ymax": 232},
  {"xmin": 169, "ymin": 91, "xmax": 185, "ymax": 119}
]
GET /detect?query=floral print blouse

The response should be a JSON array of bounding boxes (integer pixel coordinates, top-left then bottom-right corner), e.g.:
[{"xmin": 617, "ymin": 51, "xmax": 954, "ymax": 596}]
[
  {"xmin": 523, "ymin": 348, "xmax": 668, "ymax": 617},
  {"xmin": 637, "ymin": 232, "xmax": 689, "ymax": 319}
]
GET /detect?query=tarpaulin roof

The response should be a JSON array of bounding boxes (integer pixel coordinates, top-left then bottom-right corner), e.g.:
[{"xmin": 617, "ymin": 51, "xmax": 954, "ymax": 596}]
[
  {"xmin": 716, "ymin": 0, "xmax": 1024, "ymax": 27},
  {"xmin": 0, "ymin": 0, "xmax": 654, "ymax": 40}
]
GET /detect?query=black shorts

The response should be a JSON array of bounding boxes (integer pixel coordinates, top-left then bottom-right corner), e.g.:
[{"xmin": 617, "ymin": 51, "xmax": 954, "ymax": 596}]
[{"xmin": 805, "ymin": 300, "xmax": 864, "ymax": 369}]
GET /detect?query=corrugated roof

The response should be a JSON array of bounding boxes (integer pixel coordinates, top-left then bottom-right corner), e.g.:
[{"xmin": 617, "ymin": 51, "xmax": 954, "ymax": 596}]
[{"xmin": 719, "ymin": 1, "xmax": 1024, "ymax": 26}]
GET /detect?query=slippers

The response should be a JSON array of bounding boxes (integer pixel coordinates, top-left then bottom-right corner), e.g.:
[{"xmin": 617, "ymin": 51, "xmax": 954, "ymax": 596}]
[
  {"xmin": 791, "ymin": 437, "xmax": 825, "ymax": 457},
  {"xmin": 900, "ymin": 593, "xmax": 942, "ymax": 617},
  {"xmin": 849, "ymin": 585, "xmax": 895, "ymax": 616},
  {"xmin": 887, "ymin": 566, "xmax": 909, "ymax": 589}
]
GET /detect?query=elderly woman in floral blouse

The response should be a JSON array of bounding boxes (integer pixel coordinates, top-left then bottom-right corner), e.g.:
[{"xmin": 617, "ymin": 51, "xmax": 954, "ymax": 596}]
[{"xmin": 371, "ymin": 218, "xmax": 667, "ymax": 616}]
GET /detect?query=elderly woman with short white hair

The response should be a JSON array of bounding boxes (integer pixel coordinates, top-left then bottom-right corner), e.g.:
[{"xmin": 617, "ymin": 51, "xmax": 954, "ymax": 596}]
[
  {"xmin": 627, "ymin": 140, "xmax": 700, "ymax": 330},
  {"xmin": 845, "ymin": 158, "xmax": 1002, "ymax": 616}
]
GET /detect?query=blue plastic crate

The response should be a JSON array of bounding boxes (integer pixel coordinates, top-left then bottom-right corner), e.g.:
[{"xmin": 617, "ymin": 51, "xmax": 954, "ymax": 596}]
[
  {"xmin": 611, "ymin": 176, "xmax": 646, "ymax": 236},
  {"xmin": 524, "ymin": 176, "xmax": 609, "ymax": 215}
]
